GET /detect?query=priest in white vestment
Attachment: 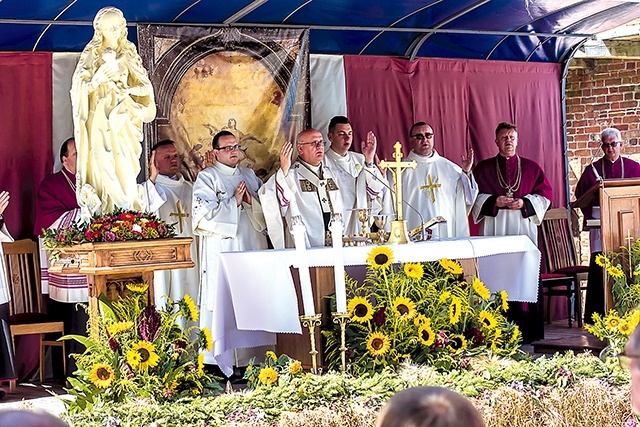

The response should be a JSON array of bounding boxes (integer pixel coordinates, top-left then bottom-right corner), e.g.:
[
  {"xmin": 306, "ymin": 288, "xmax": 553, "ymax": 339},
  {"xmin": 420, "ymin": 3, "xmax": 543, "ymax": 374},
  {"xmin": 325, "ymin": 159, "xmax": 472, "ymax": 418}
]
[
  {"xmin": 323, "ymin": 116, "xmax": 387, "ymax": 235},
  {"xmin": 192, "ymin": 131, "xmax": 270, "ymax": 368},
  {"xmin": 259, "ymin": 128, "xmax": 344, "ymax": 249},
  {"xmin": 472, "ymin": 122, "xmax": 552, "ymax": 343},
  {"xmin": 401, "ymin": 122, "xmax": 477, "ymax": 238},
  {"xmin": 143, "ymin": 140, "xmax": 200, "ymax": 314}
]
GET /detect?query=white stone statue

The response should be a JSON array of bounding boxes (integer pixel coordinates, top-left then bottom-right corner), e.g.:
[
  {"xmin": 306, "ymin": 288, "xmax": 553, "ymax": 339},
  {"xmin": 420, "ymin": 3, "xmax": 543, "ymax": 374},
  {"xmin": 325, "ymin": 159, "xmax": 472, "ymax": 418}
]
[{"xmin": 71, "ymin": 6, "xmax": 156, "ymax": 216}]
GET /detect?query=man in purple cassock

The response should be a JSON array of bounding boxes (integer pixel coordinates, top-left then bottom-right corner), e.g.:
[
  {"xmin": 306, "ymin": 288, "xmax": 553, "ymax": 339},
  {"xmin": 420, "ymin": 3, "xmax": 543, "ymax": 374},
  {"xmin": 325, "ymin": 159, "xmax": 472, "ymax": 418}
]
[
  {"xmin": 472, "ymin": 122, "xmax": 552, "ymax": 343},
  {"xmin": 575, "ymin": 127, "xmax": 640, "ymax": 324},
  {"xmin": 35, "ymin": 137, "xmax": 88, "ymax": 375}
]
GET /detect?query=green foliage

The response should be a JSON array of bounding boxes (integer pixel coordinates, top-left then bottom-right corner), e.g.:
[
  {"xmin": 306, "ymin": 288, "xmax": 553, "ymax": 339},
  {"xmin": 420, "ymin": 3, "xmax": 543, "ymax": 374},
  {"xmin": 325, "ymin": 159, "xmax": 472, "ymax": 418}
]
[{"xmin": 243, "ymin": 352, "xmax": 305, "ymax": 388}]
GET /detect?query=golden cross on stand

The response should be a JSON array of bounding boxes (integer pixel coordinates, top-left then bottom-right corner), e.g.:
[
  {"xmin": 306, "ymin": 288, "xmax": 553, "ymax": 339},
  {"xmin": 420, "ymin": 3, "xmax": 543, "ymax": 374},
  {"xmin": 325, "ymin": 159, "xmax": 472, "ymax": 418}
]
[
  {"xmin": 170, "ymin": 200, "xmax": 189, "ymax": 234},
  {"xmin": 420, "ymin": 173, "xmax": 441, "ymax": 203},
  {"xmin": 379, "ymin": 142, "xmax": 417, "ymax": 221}
]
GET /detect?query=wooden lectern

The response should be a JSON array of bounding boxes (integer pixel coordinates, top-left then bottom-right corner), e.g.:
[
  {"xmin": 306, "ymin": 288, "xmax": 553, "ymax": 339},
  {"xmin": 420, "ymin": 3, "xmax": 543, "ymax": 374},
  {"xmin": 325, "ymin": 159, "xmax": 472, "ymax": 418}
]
[{"xmin": 572, "ymin": 178, "xmax": 640, "ymax": 310}]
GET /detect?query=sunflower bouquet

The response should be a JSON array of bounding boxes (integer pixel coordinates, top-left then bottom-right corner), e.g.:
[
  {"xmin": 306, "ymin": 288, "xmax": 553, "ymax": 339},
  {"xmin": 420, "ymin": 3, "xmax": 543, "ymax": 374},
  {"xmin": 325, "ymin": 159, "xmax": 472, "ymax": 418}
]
[
  {"xmin": 62, "ymin": 283, "xmax": 220, "ymax": 412},
  {"xmin": 595, "ymin": 238, "xmax": 640, "ymax": 316},
  {"xmin": 323, "ymin": 246, "xmax": 522, "ymax": 374},
  {"xmin": 585, "ymin": 309, "xmax": 640, "ymax": 355},
  {"xmin": 243, "ymin": 351, "xmax": 304, "ymax": 388}
]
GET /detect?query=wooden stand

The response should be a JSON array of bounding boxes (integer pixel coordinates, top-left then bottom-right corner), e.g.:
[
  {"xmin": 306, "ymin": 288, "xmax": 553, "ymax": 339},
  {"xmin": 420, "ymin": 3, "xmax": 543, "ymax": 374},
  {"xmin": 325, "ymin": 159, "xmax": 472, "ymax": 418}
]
[
  {"xmin": 572, "ymin": 178, "xmax": 640, "ymax": 310},
  {"xmin": 48, "ymin": 238, "xmax": 194, "ymax": 335}
]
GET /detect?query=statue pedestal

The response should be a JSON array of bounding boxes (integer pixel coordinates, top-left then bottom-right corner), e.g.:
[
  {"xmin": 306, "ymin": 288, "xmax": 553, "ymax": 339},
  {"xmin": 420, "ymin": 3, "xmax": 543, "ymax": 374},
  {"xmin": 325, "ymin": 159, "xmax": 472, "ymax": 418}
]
[{"xmin": 48, "ymin": 238, "xmax": 194, "ymax": 336}]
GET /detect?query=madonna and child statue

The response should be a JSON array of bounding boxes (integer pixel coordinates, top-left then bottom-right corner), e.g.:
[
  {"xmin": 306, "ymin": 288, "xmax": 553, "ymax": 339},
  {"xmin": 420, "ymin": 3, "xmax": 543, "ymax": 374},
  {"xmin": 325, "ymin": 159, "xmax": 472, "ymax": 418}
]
[{"xmin": 71, "ymin": 6, "xmax": 156, "ymax": 218}]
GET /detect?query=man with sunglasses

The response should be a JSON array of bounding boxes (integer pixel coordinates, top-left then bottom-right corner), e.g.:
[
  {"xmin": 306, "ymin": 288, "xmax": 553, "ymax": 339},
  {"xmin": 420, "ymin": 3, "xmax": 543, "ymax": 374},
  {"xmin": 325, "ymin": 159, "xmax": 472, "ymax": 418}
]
[
  {"xmin": 575, "ymin": 127, "xmax": 640, "ymax": 322},
  {"xmin": 192, "ymin": 130, "xmax": 270, "ymax": 368},
  {"xmin": 259, "ymin": 128, "xmax": 343, "ymax": 248},
  {"xmin": 401, "ymin": 121, "xmax": 478, "ymax": 238}
]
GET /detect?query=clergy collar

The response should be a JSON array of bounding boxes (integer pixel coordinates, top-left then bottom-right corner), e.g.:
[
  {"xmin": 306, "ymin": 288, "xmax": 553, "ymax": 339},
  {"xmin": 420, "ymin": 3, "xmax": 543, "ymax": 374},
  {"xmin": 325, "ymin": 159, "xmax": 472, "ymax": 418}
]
[
  {"xmin": 409, "ymin": 149, "xmax": 440, "ymax": 163},
  {"xmin": 497, "ymin": 154, "xmax": 519, "ymax": 164},
  {"xmin": 297, "ymin": 159, "xmax": 322, "ymax": 175},
  {"xmin": 156, "ymin": 173, "xmax": 184, "ymax": 185},
  {"xmin": 214, "ymin": 161, "xmax": 238, "ymax": 176},
  {"xmin": 61, "ymin": 166, "xmax": 75, "ymax": 180},
  {"xmin": 602, "ymin": 155, "xmax": 621, "ymax": 164},
  {"xmin": 327, "ymin": 147, "xmax": 348, "ymax": 159}
]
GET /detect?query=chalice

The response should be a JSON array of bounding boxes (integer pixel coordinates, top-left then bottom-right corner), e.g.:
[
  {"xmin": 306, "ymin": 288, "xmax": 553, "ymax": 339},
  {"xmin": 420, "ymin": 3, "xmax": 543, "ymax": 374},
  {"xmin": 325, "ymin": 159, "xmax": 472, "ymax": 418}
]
[
  {"xmin": 356, "ymin": 208, "xmax": 371, "ymax": 235},
  {"xmin": 374, "ymin": 214, "xmax": 389, "ymax": 244}
]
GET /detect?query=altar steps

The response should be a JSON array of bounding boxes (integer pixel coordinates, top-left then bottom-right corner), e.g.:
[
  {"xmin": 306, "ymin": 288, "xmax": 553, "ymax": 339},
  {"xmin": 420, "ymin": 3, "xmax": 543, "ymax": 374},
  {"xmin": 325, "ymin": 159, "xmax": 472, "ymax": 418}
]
[{"xmin": 530, "ymin": 321, "xmax": 606, "ymax": 356}]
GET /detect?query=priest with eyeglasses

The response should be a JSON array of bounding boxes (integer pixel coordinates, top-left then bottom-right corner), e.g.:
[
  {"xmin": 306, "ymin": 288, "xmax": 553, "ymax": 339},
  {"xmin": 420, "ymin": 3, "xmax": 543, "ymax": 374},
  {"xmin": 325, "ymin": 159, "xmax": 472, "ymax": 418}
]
[{"xmin": 575, "ymin": 127, "xmax": 640, "ymax": 323}]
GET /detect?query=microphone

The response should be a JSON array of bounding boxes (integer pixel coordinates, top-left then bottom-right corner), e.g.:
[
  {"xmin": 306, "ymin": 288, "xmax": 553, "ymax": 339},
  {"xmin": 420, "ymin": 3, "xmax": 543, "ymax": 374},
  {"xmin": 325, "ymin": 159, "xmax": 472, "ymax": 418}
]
[
  {"xmin": 361, "ymin": 166, "xmax": 435, "ymax": 241},
  {"xmin": 588, "ymin": 145, "xmax": 604, "ymax": 181}
]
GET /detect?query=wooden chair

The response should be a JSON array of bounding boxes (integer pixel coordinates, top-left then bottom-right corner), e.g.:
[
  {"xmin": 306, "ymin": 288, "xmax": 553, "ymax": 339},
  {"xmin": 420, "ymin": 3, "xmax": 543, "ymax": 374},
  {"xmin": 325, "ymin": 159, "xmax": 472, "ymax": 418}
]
[
  {"xmin": 539, "ymin": 208, "xmax": 589, "ymax": 328},
  {"xmin": 3, "ymin": 239, "xmax": 65, "ymax": 392}
]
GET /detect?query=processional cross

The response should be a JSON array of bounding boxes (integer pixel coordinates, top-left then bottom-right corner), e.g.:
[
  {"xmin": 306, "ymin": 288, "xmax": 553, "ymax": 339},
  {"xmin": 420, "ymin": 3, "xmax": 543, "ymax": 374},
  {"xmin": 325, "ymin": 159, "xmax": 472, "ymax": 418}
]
[
  {"xmin": 420, "ymin": 174, "xmax": 441, "ymax": 203},
  {"xmin": 170, "ymin": 200, "xmax": 189, "ymax": 234},
  {"xmin": 379, "ymin": 142, "xmax": 417, "ymax": 221}
]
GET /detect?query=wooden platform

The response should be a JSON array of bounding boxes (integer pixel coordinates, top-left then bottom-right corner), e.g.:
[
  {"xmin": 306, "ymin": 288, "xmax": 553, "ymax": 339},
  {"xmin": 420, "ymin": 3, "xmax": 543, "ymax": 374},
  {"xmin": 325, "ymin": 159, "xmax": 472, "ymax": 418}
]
[{"xmin": 531, "ymin": 320, "xmax": 606, "ymax": 356}]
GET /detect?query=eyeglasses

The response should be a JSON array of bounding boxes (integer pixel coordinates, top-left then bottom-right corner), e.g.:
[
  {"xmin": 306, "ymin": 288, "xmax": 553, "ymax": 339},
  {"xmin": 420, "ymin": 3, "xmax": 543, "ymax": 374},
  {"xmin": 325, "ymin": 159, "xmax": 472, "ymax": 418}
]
[
  {"xmin": 617, "ymin": 351, "xmax": 640, "ymax": 370},
  {"xmin": 411, "ymin": 133, "xmax": 434, "ymax": 141},
  {"xmin": 215, "ymin": 144, "xmax": 240, "ymax": 152},
  {"xmin": 298, "ymin": 140, "xmax": 325, "ymax": 149},
  {"xmin": 601, "ymin": 141, "xmax": 621, "ymax": 149}
]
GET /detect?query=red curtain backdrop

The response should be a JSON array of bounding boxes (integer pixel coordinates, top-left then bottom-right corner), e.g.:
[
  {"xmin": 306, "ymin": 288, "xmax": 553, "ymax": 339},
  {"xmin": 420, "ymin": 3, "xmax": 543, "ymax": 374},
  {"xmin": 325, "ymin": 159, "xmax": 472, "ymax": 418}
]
[
  {"xmin": 0, "ymin": 52, "xmax": 53, "ymax": 239},
  {"xmin": 344, "ymin": 55, "xmax": 565, "ymax": 210}
]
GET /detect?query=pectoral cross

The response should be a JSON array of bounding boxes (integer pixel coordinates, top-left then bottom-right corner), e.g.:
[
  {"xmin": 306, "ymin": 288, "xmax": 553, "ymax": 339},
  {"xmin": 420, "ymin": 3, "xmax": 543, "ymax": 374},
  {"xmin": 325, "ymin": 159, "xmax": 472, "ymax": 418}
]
[
  {"xmin": 379, "ymin": 142, "xmax": 417, "ymax": 221},
  {"xmin": 170, "ymin": 200, "xmax": 189, "ymax": 234},
  {"xmin": 420, "ymin": 174, "xmax": 441, "ymax": 203}
]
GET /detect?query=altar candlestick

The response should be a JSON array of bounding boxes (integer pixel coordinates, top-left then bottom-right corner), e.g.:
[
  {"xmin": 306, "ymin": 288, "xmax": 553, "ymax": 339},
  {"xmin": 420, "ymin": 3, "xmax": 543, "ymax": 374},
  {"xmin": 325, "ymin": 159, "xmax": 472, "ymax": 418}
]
[
  {"xmin": 330, "ymin": 214, "xmax": 347, "ymax": 313},
  {"xmin": 291, "ymin": 218, "xmax": 315, "ymax": 316}
]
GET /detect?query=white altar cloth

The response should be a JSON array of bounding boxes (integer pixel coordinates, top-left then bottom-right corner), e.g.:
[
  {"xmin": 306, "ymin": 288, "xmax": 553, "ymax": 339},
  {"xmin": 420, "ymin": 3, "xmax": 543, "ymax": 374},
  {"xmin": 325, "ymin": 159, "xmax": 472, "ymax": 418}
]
[{"xmin": 213, "ymin": 235, "xmax": 540, "ymax": 375}]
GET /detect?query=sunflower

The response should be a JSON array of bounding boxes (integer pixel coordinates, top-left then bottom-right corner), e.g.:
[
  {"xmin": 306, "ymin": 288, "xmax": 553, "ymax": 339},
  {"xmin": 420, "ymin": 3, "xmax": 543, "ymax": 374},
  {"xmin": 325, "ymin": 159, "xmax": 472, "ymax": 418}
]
[
  {"xmin": 197, "ymin": 353, "xmax": 205, "ymax": 373},
  {"xmin": 413, "ymin": 314, "xmax": 428, "ymax": 327},
  {"xmin": 127, "ymin": 341, "xmax": 160, "ymax": 371},
  {"xmin": 509, "ymin": 325, "xmax": 521, "ymax": 343},
  {"xmin": 289, "ymin": 360, "xmax": 302, "ymax": 374},
  {"xmin": 478, "ymin": 310, "xmax": 497, "ymax": 329},
  {"xmin": 499, "ymin": 290, "xmax": 509, "ymax": 312},
  {"xmin": 447, "ymin": 334, "xmax": 468, "ymax": 352},
  {"xmin": 417, "ymin": 321, "xmax": 436, "ymax": 346},
  {"xmin": 89, "ymin": 363, "xmax": 114, "ymax": 389},
  {"xmin": 472, "ymin": 276, "xmax": 490, "ymax": 300},
  {"xmin": 404, "ymin": 263, "xmax": 424, "ymax": 280},
  {"xmin": 106, "ymin": 320, "xmax": 134, "ymax": 335},
  {"xmin": 347, "ymin": 297, "xmax": 374, "ymax": 323},
  {"xmin": 448, "ymin": 296, "xmax": 461, "ymax": 325},
  {"xmin": 392, "ymin": 296, "xmax": 417, "ymax": 319},
  {"xmin": 605, "ymin": 313, "xmax": 622, "ymax": 329},
  {"xmin": 258, "ymin": 367, "xmax": 278, "ymax": 385},
  {"xmin": 200, "ymin": 327, "xmax": 213, "ymax": 352},
  {"xmin": 438, "ymin": 291, "xmax": 451, "ymax": 303},
  {"xmin": 366, "ymin": 246, "xmax": 394, "ymax": 269},
  {"xmin": 607, "ymin": 266, "xmax": 625, "ymax": 279},
  {"xmin": 183, "ymin": 294, "xmax": 199, "ymax": 322},
  {"xmin": 439, "ymin": 258, "xmax": 463, "ymax": 275},
  {"xmin": 266, "ymin": 350, "xmax": 278, "ymax": 362},
  {"xmin": 366, "ymin": 332, "xmax": 391, "ymax": 357},
  {"xmin": 594, "ymin": 254, "xmax": 607, "ymax": 267},
  {"xmin": 126, "ymin": 282, "xmax": 149, "ymax": 294}
]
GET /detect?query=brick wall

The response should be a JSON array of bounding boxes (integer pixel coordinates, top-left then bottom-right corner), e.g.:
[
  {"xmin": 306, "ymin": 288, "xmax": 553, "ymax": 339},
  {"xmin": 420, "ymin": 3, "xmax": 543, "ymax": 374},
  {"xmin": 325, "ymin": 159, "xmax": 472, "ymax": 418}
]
[{"xmin": 565, "ymin": 58, "xmax": 640, "ymax": 262}]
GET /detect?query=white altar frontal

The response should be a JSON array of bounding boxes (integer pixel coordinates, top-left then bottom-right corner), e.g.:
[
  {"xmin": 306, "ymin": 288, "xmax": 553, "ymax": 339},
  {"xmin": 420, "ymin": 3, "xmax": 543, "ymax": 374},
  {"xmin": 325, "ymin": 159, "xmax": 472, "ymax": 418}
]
[{"xmin": 212, "ymin": 235, "xmax": 540, "ymax": 375}]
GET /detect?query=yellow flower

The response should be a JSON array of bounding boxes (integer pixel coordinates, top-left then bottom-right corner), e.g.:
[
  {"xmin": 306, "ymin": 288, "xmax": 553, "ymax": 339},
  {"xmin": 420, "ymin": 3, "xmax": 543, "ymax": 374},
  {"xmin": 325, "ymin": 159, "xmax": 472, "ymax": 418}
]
[
  {"xmin": 183, "ymin": 294, "xmax": 198, "ymax": 322},
  {"xmin": 449, "ymin": 296, "xmax": 461, "ymax": 325},
  {"xmin": 439, "ymin": 258, "xmax": 463, "ymax": 275},
  {"xmin": 413, "ymin": 314, "xmax": 427, "ymax": 327},
  {"xmin": 472, "ymin": 276, "xmax": 490, "ymax": 300},
  {"xmin": 418, "ymin": 321, "xmax": 436, "ymax": 346},
  {"xmin": 126, "ymin": 282, "xmax": 149, "ymax": 294},
  {"xmin": 127, "ymin": 341, "xmax": 159, "ymax": 371},
  {"xmin": 594, "ymin": 254, "xmax": 607, "ymax": 267},
  {"xmin": 447, "ymin": 334, "xmax": 468, "ymax": 352},
  {"xmin": 605, "ymin": 313, "xmax": 622, "ymax": 330},
  {"xmin": 500, "ymin": 290, "xmax": 509, "ymax": 312},
  {"xmin": 201, "ymin": 327, "xmax": 213, "ymax": 352},
  {"xmin": 289, "ymin": 360, "xmax": 302, "ymax": 375},
  {"xmin": 607, "ymin": 266, "xmax": 625, "ymax": 279},
  {"xmin": 404, "ymin": 263, "xmax": 424, "ymax": 280},
  {"xmin": 618, "ymin": 320, "xmax": 633, "ymax": 336},
  {"xmin": 392, "ymin": 296, "xmax": 417, "ymax": 319},
  {"xmin": 258, "ymin": 367, "xmax": 278, "ymax": 385},
  {"xmin": 265, "ymin": 351, "xmax": 278, "ymax": 362},
  {"xmin": 89, "ymin": 363, "xmax": 114, "ymax": 389},
  {"xmin": 366, "ymin": 246, "xmax": 394, "ymax": 269},
  {"xmin": 366, "ymin": 332, "xmax": 391, "ymax": 357},
  {"xmin": 348, "ymin": 297, "xmax": 374, "ymax": 323},
  {"xmin": 197, "ymin": 353, "xmax": 204, "ymax": 373},
  {"xmin": 510, "ymin": 325, "xmax": 521, "ymax": 343},
  {"xmin": 106, "ymin": 321, "xmax": 134, "ymax": 335},
  {"xmin": 438, "ymin": 291, "xmax": 451, "ymax": 303},
  {"xmin": 479, "ymin": 310, "xmax": 497, "ymax": 330}
]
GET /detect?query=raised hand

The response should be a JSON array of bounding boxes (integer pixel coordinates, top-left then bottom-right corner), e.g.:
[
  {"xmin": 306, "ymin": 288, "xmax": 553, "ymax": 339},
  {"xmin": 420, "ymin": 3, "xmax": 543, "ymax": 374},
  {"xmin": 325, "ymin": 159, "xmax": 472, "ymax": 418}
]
[
  {"xmin": 0, "ymin": 191, "xmax": 9, "ymax": 216},
  {"xmin": 149, "ymin": 151, "xmax": 158, "ymax": 183},
  {"xmin": 361, "ymin": 131, "xmax": 377, "ymax": 164},
  {"xmin": 461, "ymin": 146, "xmax": 474, "ymax": 173},
  {"xmin": 280, "ymin": 141, "xmax": 293, "ymax": 175}
]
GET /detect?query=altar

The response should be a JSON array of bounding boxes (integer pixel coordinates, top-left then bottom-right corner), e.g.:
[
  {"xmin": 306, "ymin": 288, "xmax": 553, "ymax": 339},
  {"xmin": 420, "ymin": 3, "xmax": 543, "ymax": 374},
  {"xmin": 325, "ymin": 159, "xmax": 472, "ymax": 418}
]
[{"xmin": 212, "ymin": 235, "xmax": 540, "ymax": 375}]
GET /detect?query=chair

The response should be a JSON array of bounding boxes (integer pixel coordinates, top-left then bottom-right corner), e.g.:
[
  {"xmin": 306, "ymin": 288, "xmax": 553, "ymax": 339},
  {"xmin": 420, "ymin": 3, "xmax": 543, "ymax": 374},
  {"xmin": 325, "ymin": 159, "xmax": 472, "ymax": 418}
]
[
  {"xmin": 539, "ymin": 208, "xmax": 589, "ymax": 328},
  {"xmin": 2, "ymin": 239, "xmax": 65, "ymax": 392}
]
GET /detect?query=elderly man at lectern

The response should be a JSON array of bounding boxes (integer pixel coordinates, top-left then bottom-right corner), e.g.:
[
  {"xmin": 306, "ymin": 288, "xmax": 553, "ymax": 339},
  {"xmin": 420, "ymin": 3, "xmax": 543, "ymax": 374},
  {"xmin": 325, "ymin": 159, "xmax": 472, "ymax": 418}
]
[
  {"xmin": 575, "ymin": 127, "xmax": 640, "ymax": 322},
  {"xmin": 71, "ymin": 6, "xmax": 156, "ymax": 216}
]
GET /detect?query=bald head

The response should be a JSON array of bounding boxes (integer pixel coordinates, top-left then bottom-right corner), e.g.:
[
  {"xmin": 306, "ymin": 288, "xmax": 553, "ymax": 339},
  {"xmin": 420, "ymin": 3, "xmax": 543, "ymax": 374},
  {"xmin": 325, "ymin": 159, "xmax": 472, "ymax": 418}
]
[{"xmin": 0, "ymin": 411, "xmax": 68, "ymax": 427}]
